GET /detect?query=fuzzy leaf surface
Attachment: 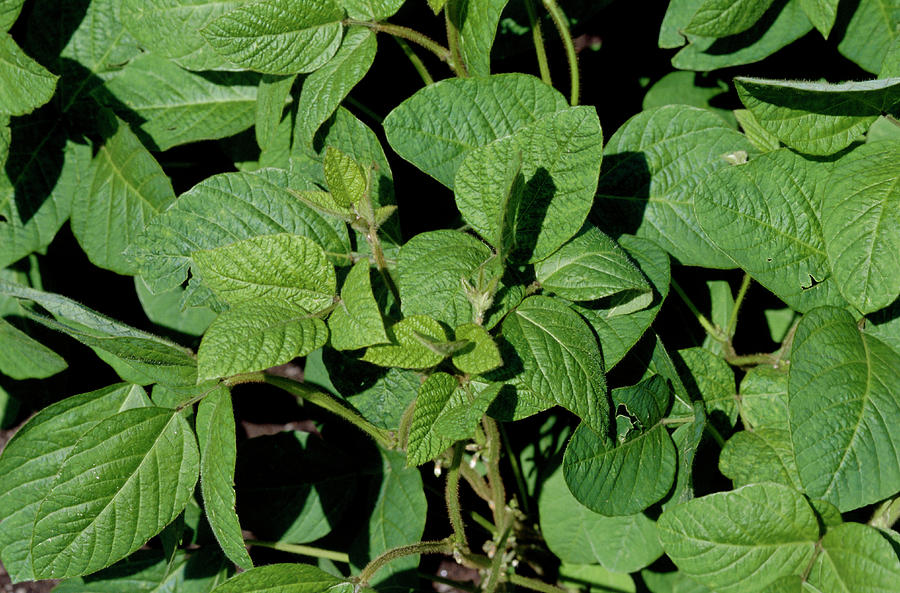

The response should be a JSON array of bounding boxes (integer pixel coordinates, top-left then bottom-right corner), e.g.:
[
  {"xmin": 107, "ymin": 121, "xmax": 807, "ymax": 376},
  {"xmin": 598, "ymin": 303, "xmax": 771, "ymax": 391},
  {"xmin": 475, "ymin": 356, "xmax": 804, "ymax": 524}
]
[
  {"xmin": 805, "ymin": 522, "xmax": 900, "ymax": 592},
  {"xmin": 328, "ymin": 260, "xmax": 387, "ymax": 350},
  {"xmin": 406, "ymin": 372, "xmax": 460, "ymax": 466},
  {"xmin": 451, "ymin": 323, "xmax": 502, "ymax": 375},
  {"xmin": 362, "ymin": 315, "xmax": 449, "ymax": 369}
]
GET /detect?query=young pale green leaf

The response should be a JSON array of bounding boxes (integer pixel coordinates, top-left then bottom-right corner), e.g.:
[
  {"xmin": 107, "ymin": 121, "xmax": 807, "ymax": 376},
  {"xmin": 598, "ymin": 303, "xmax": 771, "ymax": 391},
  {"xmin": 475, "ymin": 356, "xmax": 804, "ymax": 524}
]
[
  {"xmin": 100, "ymin": 54, "xmax": 258, "ymax": 151},
  {"xmin": 192, "ymin": 233, "xmax": 336, "ymax": 312},
  {"xmin": 451, "ymin": 323, "xmax": 502, "ymax": 375},
  {"xmin": 563, "ymin": 419, "xmax": 676, "ymax": 516},
  {"xmin": 789, "ymin": 306, "xmax": 900, "ymax": 511},
  {"xmin": 0, "ymin": 383, "xmax": 146, "ymax": 582},
  {"xmin": 0, "ymin": 34, "xmax": 56, "ymax": 116},
  {"xmin": 595, "ymin": 105, "xmax": 750, "ymax": 268},
  {"xmin": 0, "ymin": 281, "xmax": 198, "ymax": 386},
  {"xmin": 536, "ymin": 224, "xmax": 651, "ymax": 313},
  {"xmin": 694, "ymin": 149, "xmax": 848, "ymax": 313},
  {"xmin": 657, "ymin": 483, "xmax": 820, "ymax": 593},
  {"xmin": 328, "ymin": 260, "xmax": 387, "ymax": 350},
  {"xmin": 433, "ymin": 381, "xmax": 502, "ymax": 442},
  {"xmin": 735, "ymin": 77, "xmax": 900, "ymax": 155},
  {"xmin": 210, "ymin": 563, "xmax": 365, "ymax": 593},
  {"xmin": 838, "ymin": 0, "xmax": 900, "ymax": 73},
  {"xmin": 539, "ymin": 466, "xmax": 663, "ymax": 572},
  {"xmin": 128, "ymin": 170, "xmax": 349, "ymax": 296},
  {"xmin": 343, "ymin": 0, "xmax": 405, "ymax": 20},
  {"xmin": 201, "ymin": 0, "xmax": 345, "ymax": 75},
  {"xmin": 406, "ymin": 372, "xmax": 460, "ymax": 466},
  {"xmin": 383, "ymin": 73, "xmax": 567, "ymax": 188},
  {"xmin": 448, "ymin": 0, "xmax": 508, "ymax": 77},
  {"xmin": 361, "ymin": 315, "xmax": 449, "ymax": 369},
  {"xmin": 120, "ymin": 0, "xmax": 244, "ymax": 71},
  {"xmin": 0, "ymin": 317, "xmax": 66, "ymax": 379},
  {"xmin": 290, "ymin": 189, "xmax": 356, "ymax": 221},
  {"xmin": 294, "ymin": 27, "xmax": 377, "ymax": 149},
  {"xmin": 823, "ymin": 142, "xmax": 900, "ymax": 313},
  {"xmin": 255, "ymin": 74, "xmax": 296, "ymax": 151},
  {"xmin": 135, "ymin": 277, "xmax": 216, "ymax": 337},
  {"xmin": 734, "ymin": 108, "xmax": 781, "ymax": 152},
  {"xmin": 323, "ymin": 146, "xmax": 368, "ymax": 207},
  {"xmin": 719, "ymin": 429, "xmax": 802, "ymax": 489},
  {"xmin": 198, "ymin": 302, "xmax": 328, "ymax": 381},
  {"xmin": 798, "ymin": 0, "xmax": 838, "ymax": 38},
  {"xmin": 197, "ymin": 387, "xmax": 252, "ymax": 570},
  {"xmin": 739, "ymin": 366, "xmax": 790, "ymax": 430},
  {"xmin": 30, "ymin": 407, "xmax": 199, "ymax": 579},
  {"xmin": 455, "ymin": 106, "xmax": 604, "ymax": 263},
  {"xmin": 805, "ymin": 522, "xmax": 900, "ymax": 592},
  {"xmin": 684, "ymin": 0, "xmax": 776, "ymax": 37},
  {"xmin": 502, "ymin": 296, "xmax": 608, "ymax": 434},
  {"xmin": 672, "ymin": 1, "xmax": 812, "ymax": 71},
  {"xmin": 71, "ymin": 116, "xmax": 176, "ymax": 275}
]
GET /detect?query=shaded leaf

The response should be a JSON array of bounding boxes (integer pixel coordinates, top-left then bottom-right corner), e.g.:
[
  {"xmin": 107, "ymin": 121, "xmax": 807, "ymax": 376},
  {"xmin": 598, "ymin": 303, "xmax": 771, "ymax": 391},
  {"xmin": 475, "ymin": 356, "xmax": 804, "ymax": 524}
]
[
  {"xmin": 0, "ymin": 34, "xmax": 57, "ymax": 116},
  {"xmin": 0, "ymin": 317, "xmax": 66, "ymax": 379}
]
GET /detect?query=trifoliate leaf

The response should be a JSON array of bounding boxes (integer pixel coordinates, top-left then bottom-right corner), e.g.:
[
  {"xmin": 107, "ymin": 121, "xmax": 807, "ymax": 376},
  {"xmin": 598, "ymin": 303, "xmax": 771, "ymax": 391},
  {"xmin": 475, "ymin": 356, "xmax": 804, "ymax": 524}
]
[
  {"xmin": 328, "ymin": 260, "xmax": 387, "ymax": 350},
  {"xmin": 362, "ymin": 315, "xmax": 449, "ymax": 369}
]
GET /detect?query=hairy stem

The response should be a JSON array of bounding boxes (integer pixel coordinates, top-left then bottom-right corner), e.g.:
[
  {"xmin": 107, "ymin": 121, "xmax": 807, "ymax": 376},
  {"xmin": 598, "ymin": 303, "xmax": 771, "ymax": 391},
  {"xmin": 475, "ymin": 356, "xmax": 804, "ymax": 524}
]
[
  {"xmin": 671, "ymin": 278, "xmax": 727, "ymax": 343},
  {"xmin": 247, "ymin": 540, "xmax": 349, "ymax": 563},
  {"xmin": 482, "ymin": 520, "xmax": 512, "ymax": 593},
  {"xmin": 726, "ymin": 273, "xmax": 752, "ymax": 338},
  {"xmin": 482, "ymin": 417, "xmax": 508, "ymax": 527},
  {"xmin": 541, "ymin": 0, "xmax": 579, "ymax": 105},
  {"xmin": 445, "ymin": 2, "xmax": 469, "ymax": 77},
  {"xmin": 460, "ymin": 462, "xmax": 493, "ymax": 502},
  {"xmin": 346, "ymin": 20, "xmax": 454, "ymax": 72},
  {"xmin": 358, "ymin": 539, "xmax": 454, "ymax": 585},
  {"xmin": 508, "ymin": 574, "xmax": 569, "ymax": 593},
  {"xmin": 524, "ymin": 0, "xmax": 552, "ymax": 85},
  {"xmin": 446, "ymin": 443, "xmax": 468, "ymax": 546},
  {"xmin": 392, "ymin": 37, "xmax": 434, "ymax": 85}
]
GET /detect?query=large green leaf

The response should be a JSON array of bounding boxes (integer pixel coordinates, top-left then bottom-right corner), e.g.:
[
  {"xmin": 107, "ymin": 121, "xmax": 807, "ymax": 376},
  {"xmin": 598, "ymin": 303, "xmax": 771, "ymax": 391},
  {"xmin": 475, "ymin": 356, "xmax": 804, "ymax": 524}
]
[
  {"xmin": 101, "ymin": 54, "xmax": 258, "ymax": 151},
  {"xmin": 719, "ymin": 429, "xmax": 801, "ymax": 489},
  {"xmin": 201, "ymin": 0, "xmax": 345, "ymax": 75},
  {"xmin": 501, "ymin": 296, "xmax": 607, "ymax": 434},
  {"xmin": 684, "ymin": 0, "xmax": 777, "ymax": 37},
  {"xmin": 293, "ymin": 27, "xmax": 377, "ymax": 149},
  {"xmin": 823, "ymin": 142, "xmax": 900, "ymax": 313},
  {"xmin": 449, "ymin": 0, "xmax": 508, "ymax": 77},
  {"xmin": 383, "ymin": 73, "xmax": 568, "ymax": 188},
  {"xmin": 0, "ymin": 0, "xmax": 23, "ymax": 32},
  {"xmin": 29, "ymin": 407, "xmax": 199, "ymax": 579},
  {"xmin": 210, "ymin": 563, "xmax": 365, "ymax": 593},
  {"xmin": 694, "ymin": 149, "xmax": 848, "ymax": 312},
  {"xmin": 361, "ymin": 315, "xmax": 449, "ymax": 369},
  {"xmin": 198, "ymin": 302, "xmax": 328, "ymax": 381},
  {"xmin": 451, "ymin": 323, "xmax": 502, "ymax": 375},
  {"xmin": 595, "ymin": 105, "xmax": 749, "ymax": 267},
  {"xmin": 120, "ymin": 0, "xmax": 244, "ymax": 71},
  {"xmin": 456, "ymin": 106, "xmax": 604, "ymax": 262},
  {"xmin": 328, "ymin": 260, "xmax": 388, "ymax": 351},
  {"xmin": 539, "ymin": 465, "xmax": 663, "ymax": 572},
  {"xmin": 735, "ymin": 77, "xmax": 900, "ymax": 155},
  {"xmin": 0, "ymin": 383, "xmax": 146, "ymax": 582},
  {"xmin": 738, "ymin": 365, "xmax": 789, "ymax": 430},
  {"xmin": 657, "ymin": 483, "xmax": 820, "ymax": 593},
  {"xmin": 805, "ymin": 522, "xmax": 900, "ymax": 592},
  {"xmin": 0, "ymin": 317, "xmax": 66, "ymax": 379},
  {"xmin": 642, "ymin": 71, "xmax": 735, "ymax": 126},
  {"xmin": 838, "ymin": 0, "xmax": 900, "ymax": 73},
  {"xmin": 128, "ymin": 170, "xmax": 348, "ymax": 296},
  {"xmin": 71, "ymin": 116, "xmax": 176, "ymax": 274},
  {"xmin": 197, "ymin": 387, "xmax": 252, "ymax": 570},
  {"xmin": 406, "ymin": 372, "xmax": 461, "ymax": 466},
  {"xmin": 659, "ymin": 0, "xmax": 706, "ymax": 48},
  {"xmin": 0, "ymin": 34, "xmax": 57, "ymax": 116},
  {"xmin": 789, "ymin": 306, "xmax": 900, "ymax": 511},
  {"xmin": 343, "ymin": 0, "xmax": 405, "ymax": 20}
]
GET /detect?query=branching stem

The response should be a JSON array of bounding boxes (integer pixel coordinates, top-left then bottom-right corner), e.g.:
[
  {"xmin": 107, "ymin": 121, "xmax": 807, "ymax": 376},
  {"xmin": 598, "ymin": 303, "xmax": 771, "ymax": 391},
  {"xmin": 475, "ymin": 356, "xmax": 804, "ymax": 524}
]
[
  {"xmin": 358, "ymin": 538, "xmax": 454, "ymax": 586},
  {"xmin": 392, "ymin": 36, "xmax": 435, "ymax": 85},
  {"xmin": 508, "ymin": 574, "xmax": 569, "ymax": 593},
  {"xmin": 346, "ymin": 20, "xmax": 456, "ymax": 74}
]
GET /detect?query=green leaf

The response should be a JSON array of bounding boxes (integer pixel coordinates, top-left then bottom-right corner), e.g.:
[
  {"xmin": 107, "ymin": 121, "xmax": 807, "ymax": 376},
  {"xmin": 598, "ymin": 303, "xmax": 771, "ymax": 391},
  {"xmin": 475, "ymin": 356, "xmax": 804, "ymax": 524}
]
[
  {"xmin": 451, "ymin": 323, "xmax": 502, "ymax": 375},
  {"xmin": 739, "ymin": 366, "xmax": 790, "ymax": 430},
  {"xmin": 571, "ymin": 234, "xmax": 670, "ymax": 369},
  {"xmin": 201, "ymin": 0, "xmax": 345, "ymax": 75},
  {"xmin": 449, "ymin": 0, "xmax": 508, "ymax": 77},
  {"xmin": 434, "ymin": 381, "xmax": 502, "ymax": 442},
  {"xmin": 101, "ymin": 53, "xmax": 258, "ymax": 151},
  {"xmin": 0, "ymin": 0, "xmax": 23, "ymax": 32},
  {"xmin": 406, "ymin": 372, "xmax": 460, "ymax": 466},
  {"xmin": 675, "ymin": 347, "xmax": 737, "ymax": 427},
  {"xmin": 735, "ymin": 77, "xmax": 900, "ymax": 155},
  {"xmin": 665, "ymin": 401, "xmax": 708, "ymax": 509},
  {"xmin": 0, "ymin": 34, "xmax": 57, "ymax": 116},
  {"xmin": 71, "ymin": 116, "xmax": 176, "ymax": 274},
  {"xmin": 210, "ymin": 563, "xmax": 362, "ymax": 593},
  {"xmin": 719, "ymin": 429, "xmax": 802, "ymax": 489},
  {"xmin": 642, "ymin": 71, "xmax": 735, "ymax": 126},
  {"xmin": 823, "ymin": 142, "xmax": 900, "ymax": 313},
  {"xmin": 659, "ymin": 0, "xmax": 705, "ymax": 48},
  {"xmin": 198, "ymin": 302, "xmax": 328, "ymax": 381},
  {"xmin": 539, "ymin": 465, "xmax": 663, "ymax": 572},
  {"xmin": 294, "ymin": 27, "xmax": 377, "ymax": 149},
  {"xmin": 135, "ymin": 277, "xmax": 216, "ymax": 337},
  {"xmin": 29, "ymin": 407, "xmax": 198, "ymax": 579},
  {"xmin": 323, "ymin": 146, "xmax": 368, "ymax": 207},
  {"xmin": 343, "ymin": 0, "xmax": 405, "ymax": 20},
  {"xmin": 197, "ymin": 387, "xmax": 252, "ymax": 570},
  {"xmin": 694, "ymin": 149, "xmax": 848, "ymax": 312},
  {"xmin": 838, "ymin": 0, "xmax": 900, "ymax": 73},
  {"xmin": 0, "ymin": 281, "xmax": 198, "ymax": 386},
  {"xmin": 362, "ymin": 315, "xmax": 449, "ymax": 369},
  {"xmin": 806, "ymin": 522, "xmax": 900, "ymax": 592},
  {"xmin": 684, "ymin": 0, "xmax": 777, "ymax": 37},
  {"xmin": 128, "ymin": 170, "xmax": 349, "ymax": 296},
  {"xmin": 798, "ymin": 0, "xmax": 838, "ymax": 37},
  {"xmin": 789, "ymin": 306, "xmax": 900, "ymax": 511},
  {"xmin": 255, "ymin": 74, "xmax": 296, "ymax": 151},
  {"xmin": 454, "ymin": 106, "xmax": 604, "ymax": 262},
  {"xmin": 672, "ymin": 1, "xmax": 812, "ymax": 71},
  {"xmin": 865, "ymin": 299, "xmax": 900, "ymax": 358},
  {"xmin": 427, "ymin": 0, "xmax": 448, "ymax": 13},
  {"xmin": 0, "ymin": 317, "xmax": 66, "ymax": 379},
  {"xmin": 536, "ymin": 224, "xmax": 651, "ymax": 313},
  {"xmin": 501, "ymin": 296, "xmax": 608, "ymax": 433},
  {"xmin": 328, "ymin": 261, "xmax": 387, "ymax": 351},
  {"xmin": 192, "ymin": 233, "xmax": 336, "ymax": 312},
  {"xmin": 734, "ymin": 108, "xmax": 781, "ymax": 152},
  {"xmin": 595, "ymin": 105, "xmax": 750, "ymax": 267},
  {"xmin": 0, "ymin": 383, "xmax": 146, "ymax": 582},
  {"xmin": 383, "ymin": 73, "xmax": 568, "ymax": 188},
  {"xmin": 657, "ymin": 483, "xmax": 820, "ymax": 593},
  {"xmin": 558, "ymin": 564, "xmax": 636, "ymax": 593}
]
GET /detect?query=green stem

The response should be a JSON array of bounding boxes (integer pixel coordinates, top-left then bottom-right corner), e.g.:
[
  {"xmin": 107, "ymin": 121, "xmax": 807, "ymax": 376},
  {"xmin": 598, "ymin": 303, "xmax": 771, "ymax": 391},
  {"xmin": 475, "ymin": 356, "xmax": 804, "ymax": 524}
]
[
  {"xmin": 358, "ymin": 539, "xmax": 454, "ymax": 585},
  {"xmin": 499, "ymin": 422, "xmax": 531, "ymax": 516},
  {"xmin": 247, "ymin": 540, "xmax": 349, "ymax": 563},
  {"xmin": 482, "ymin": 417, "xmax": 508, "ymax": 527},
  {"xmin": 541, "ymin": 0, "xmax": 579, "ymax": 105},
  {"xmin": 660, "ymin": 416, "xmax": 695, "ymax": 425},
  {"xmin": 524, "ymin": 0, "xmax": 552, "ymax": 85},
  {"xmin": 446, "ymin": 443, "xmax": 467, "ymax": 546},
  {"xmin": 482, "ymin": 521, "xmax": 512, "ymax": 593},
  {"xmin": 671, "ymin": 278, "xmax": 728, "ymax": 343},
  {"xmin": 705, "ymin": 423, "xmax": 727, "ymax": 448},
  {"xmin": 392, "ymin": 37, "xmax": 434, "ymax": 85},
  {"xmin": 261, "ymin": 374, "xmax": 394, "ymax": 449},
  {"xmin": 445, "ymin": 2, "xmax": 469, "ymax": 77},
  {"xmin": 460, "ymin": 462, "xmax": 492, "ymax": 502},
  {"xmin": 508, "ymin": 574, "xmax": 569, "ymax": 593},
  {"xmin": 397, "ymin": 398, "xmax": 417, "ymax": 450},
  {"xmin": 724, "ymin": 352, "xmax": 778, "ymax": 367},
  {"xmin": 345, "ymin": 96, "xmax": 383, "ymax": 124},
  {"xmin": 469, "ymin": 510, "xmax": 497, "ymax": 534},
  {"xmin": 726, "ymin": 273, "xmax": 752, "ymax": 338},
  {"xmin": 365, "ymin": 225, "xmax": 402, "ymax": 305},
  {"xmin": 346, "ymin": 20, "xmax": 455, "ymax": 73}
]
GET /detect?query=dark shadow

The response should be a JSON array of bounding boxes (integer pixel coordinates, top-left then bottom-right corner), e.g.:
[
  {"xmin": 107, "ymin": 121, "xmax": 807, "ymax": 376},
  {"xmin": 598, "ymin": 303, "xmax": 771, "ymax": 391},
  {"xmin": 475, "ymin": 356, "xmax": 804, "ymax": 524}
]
[
  {"xmin": 590, "ymin": 151, "xmax": 651, "ymax": 240},
  {"xmin": 508, "ymin": 167, "xmax": 555, "ymax": 263},
  {"xmin": 703, "ymin": 0, "xmax": 792, "ymax": 56}
]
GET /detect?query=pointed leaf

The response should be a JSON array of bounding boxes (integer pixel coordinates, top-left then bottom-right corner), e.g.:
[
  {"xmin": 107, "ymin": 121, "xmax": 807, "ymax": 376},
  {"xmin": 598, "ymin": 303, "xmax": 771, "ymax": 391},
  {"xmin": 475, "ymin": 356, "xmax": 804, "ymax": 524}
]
[
  {"xmin": 449, "ymin": 0, "xmax": 508, "ymax": 77},
  {"xmin": 837, "ymin": 0, "xmax": 900, "ymax": 73},
  {"xmin": 0, "ymin": 34, "xmax": 56, "ymax": 116},
  {"xmin": 798, "ymin": 0, "xmax": 839, "ymax": 38},
  {"xmin": 362, "ymin": 315, "xmax": 449, "ymax": 369},
  {"xmin": 0, "ymin": 317, "xmax": 66, "ymax": 379},
  {"xmin": 406, "ymin": 372, "xmax": 460, "ymax": 466},
  {"xmin": 734, "ymin": 108, "xmax": 781, "ymax": 152},
  {"xmin": 328, "ymin": 260, "xmax": 387, "ymax": 351},
  {"xmin": 434, "ymin": 381, "xmax": 502, "ymax": 442}
]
